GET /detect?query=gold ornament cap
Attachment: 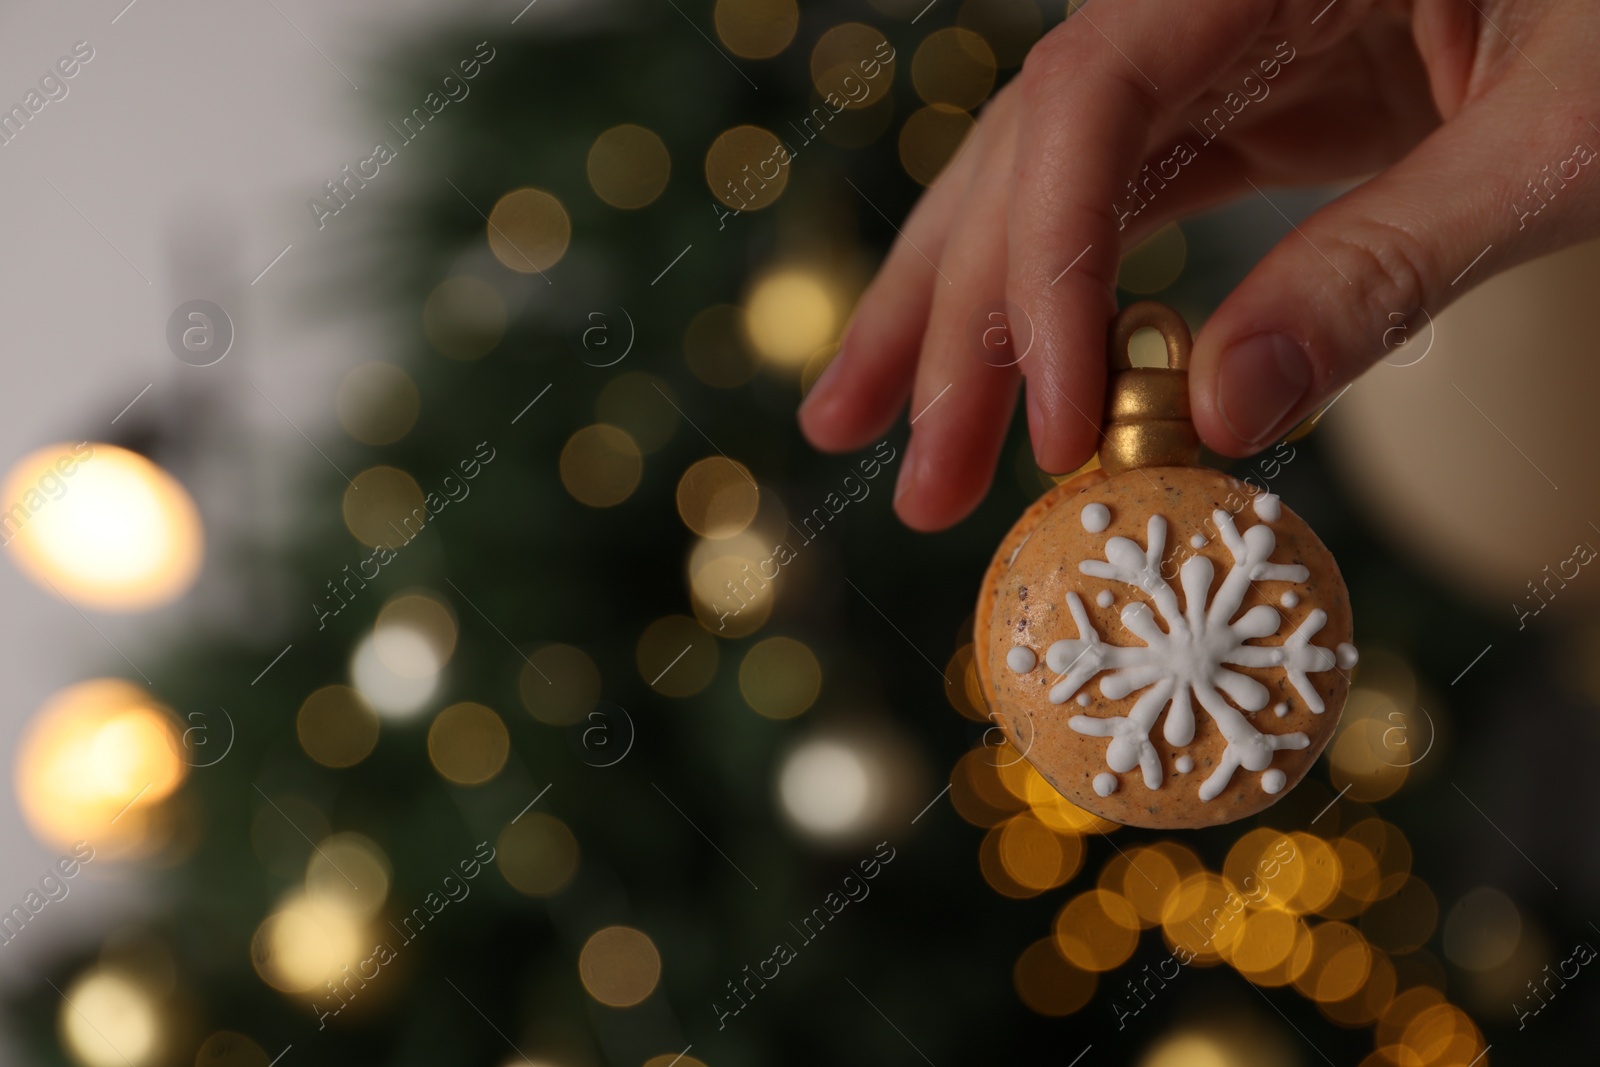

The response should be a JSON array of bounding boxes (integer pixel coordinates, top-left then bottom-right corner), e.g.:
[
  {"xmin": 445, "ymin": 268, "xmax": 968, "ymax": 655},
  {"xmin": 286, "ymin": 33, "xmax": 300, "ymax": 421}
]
[{"xmin": 1099, "ymin": 301, "xmax": 1200, "ymax": 475}]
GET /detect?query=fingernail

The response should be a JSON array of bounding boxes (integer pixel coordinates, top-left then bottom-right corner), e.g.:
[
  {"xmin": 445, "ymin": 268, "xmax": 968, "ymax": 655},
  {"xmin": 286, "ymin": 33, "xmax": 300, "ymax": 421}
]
[{"xmin": 1218, "ymin": 334, "xmax": 1312, "ymax": 446}]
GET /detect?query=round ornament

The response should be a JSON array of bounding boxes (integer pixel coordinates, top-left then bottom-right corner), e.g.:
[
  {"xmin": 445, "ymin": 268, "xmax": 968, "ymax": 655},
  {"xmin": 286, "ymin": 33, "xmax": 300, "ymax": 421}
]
[{"xmin": 976, "ymin": 303, "xmax": 1356, "ymax": 828}]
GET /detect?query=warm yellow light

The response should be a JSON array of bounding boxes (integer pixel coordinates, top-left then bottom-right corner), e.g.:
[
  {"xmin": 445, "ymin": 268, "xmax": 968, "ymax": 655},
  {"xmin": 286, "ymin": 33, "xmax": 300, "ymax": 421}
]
[
  {"xmin": 578, "ymin": 926, "xmax": 661, "ymax": 1008},
  {"xmin": 337, "ymin": 362, "xmax": 420, "ymax": 444},
  {"xmin": 705, "ymin": 125, "xmax": 790, "ymax": 211},
  {"xmin": 714, "ymin": 0, "xmax": 798, "ymax": 59},
  {"xmin": 636, "ymin": 615, "xmax": 719, "ymax": 698},
  {"xmin": 898, "ymin": 104, "xmax": 975, "ymax": 186},
  {"xmin": 742, "ymin": 270, "xmax": 838, "ymax": 369},
  {"xmin": 486, "ymin": 188, "xmax": 571, "ymax": 274},
  {"xmin": 1138, "ymin": 1034, "xmax": 1234, "ymax": 1067},
  {"xmin": 596, "ymin": 373, "xmax": 679, "ymax": 454},
  {"xmin": 997, "ymin": 812, "xmax": 1081, "ymax": 890},
  {"xmin": 296, "ymin": 685, "xmax": 380, "ymax": 769},
  {"xmin": 911, "ymin": 27, "xmax": 996, "ymax": 111},
  {"xmin": 559, "ymin": 425, "xmax": 642, "ymax": 508},
  {"xmin": 518, "ymin": 644, "xmax": 600, "ymax": 725},
  {"xmin": 688, "ymin": 532, "xmax": 776, "ymax": 638},
  {"xmin": 497, "ymin": 813, "xmax": 579, "ymax": 897},
  {"xmin": 15, "ymin": 679, "xmax": 184, "ymax": 853},
  {"xmin": 2, "ymin": 443, "xmax": 202, "ymax": 611},
  {"xmin": 739, "ymin": 636, "xmax": 822, "ymax": 719},
  {"xmin": 427, "ymin": 702, "xmax": 510, "ymax": 786},
  {"xmin": 587, "ymin": 125, "xmax": 671, "ymax": 210},
  {"xmin": 423, "ymin": 276, "xmax": 506, "ymax": 361},
  {"xmin": 810, "ymin": 23, "xmax": 895, "ymax": 109},
  {"xmin": 1013, "ymin": 938, "xmax": 1097, "ymax": 1016},
  {"xmin": 342, "ymin": 466, "xmax": 426, "ymax": 551},
  {"xmin": 1053, "ymin": 889, "xmax": 1140, "ymax": 971},
  {"xmin": 376, "ymin": 593, "xmax": 458, "ymax": 676},
  {"xmin": 305, "ymin": 833, "xmax": 391, "ymax": 920},
  {"xmin": 251, "ymin": 891, "xmax": 365, "ymax": 993},
  {"xmin": 59, "ymin": 967, "xmax": 161, "ymax": 1067},
  {"xmin": 676, "ymin": 457, "xmax": 760, "ymax": 538}
]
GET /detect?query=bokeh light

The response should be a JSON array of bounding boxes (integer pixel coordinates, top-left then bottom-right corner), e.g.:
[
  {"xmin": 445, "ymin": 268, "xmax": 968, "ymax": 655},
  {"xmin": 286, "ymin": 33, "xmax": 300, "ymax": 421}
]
[
  {"xmin": 1054, "ymin": 889, "xmax": 1140, "ymax": 971},
  {"xmin": 423, "ymin": 276, "xmax": 506, "ymax": 361},
  {"xmin": 2, "ymin": 443, "xmax": 202, "ymax": 611},
  {"xmin": 296, "ymin": 685, "xmax": 380, "ymax": 768},
  {"xmin": 1014, "ymin": 938, "xmax": 1096, "ymax": 1016},
  {"xmin": 714, "ymin": 0, "xmax": 799, "ymax": 58},
  {"xmin": 559, "ymin": 425, "xmax": 642, "ymax": 508},
  {"xmin": 742, "ymin": 269, "xmax": 838, "ymax": 369},
  {"xmin": 779, "ymin": 738, "xmax": 877, "ymax": 841},
  {"xmin": 194, "ymin": 1031, "xmax": 270, "ymax": 1067},
  {"xmin": 519, "ymin": 644, "xmax": 601, "ymax": 725},
  {"xmin": 486, "ymin": 188, "xmax": 571, "ymax": 274},
  {"xmin": 497, "ymin": 813, "xmax": 579, "ymax": 897},
  {"xmin": 898, "ymin": 104, "xmax": 975, "ymax": 186},
  {"xmin": 684, "ymin": 304, "xmax": 757, "ymax": 388},
  {"xmin": 688, "ymin": 532, "xmax": 776, "ymax": 637},
  {"xmin": 943, "ymin": 644, "xmax": 990, "ymax": 723},
  {"xmin": 16, "ymin": 679, "xmax": 184, "ymax": 854},
  {"xmin": 596, "ymin": 373, "xmax": 678, "ymax": 454},
  {"xmin": 997, "ymin": 812, "xmax": 1082, "ymax": 891},
  {"xmin": 250, "ymin": 891, "xmax": 365, "ymax": 994},
  {"xmin": 578, "ymin": 926, "xmax": 660, "ymax": 1008},
  {"xmin": 739, "ymin": 636, "xmax": 822, "ymax": 719},
  {"xmin": 305, "ymin": 832, "xmax": 391, "ymax": 919},
  {"xmin": 1443, "ymin": 886, "xmax": 1521, "ymax": 971},
  {"xmin": 341, "ymin": 465, "xmax": 425, "ymax": 551},
  {"xmin": 1138, "ymin": 1033, "xmax": 1236, "ymax": 1067},
  {"xmin": 677, "ymin": 457, "xmax": 759, "ymax": 538},
  {"xmin": 957, "ymin": 0, "xmax": 1041, "ymax": 68},
  {"xmin": 351, "ymin": 628, "xmax": 439, "ymax": 719},
  {"xmin": 1292, "ymin": 921, "xmax": 1371, "ymax": 1003},
  {"xmin": 949, "ymin": 747, "xmax": 1026, "ymax": 827},
  {"xmin": 636, "ymin": 615, "xmax": 719, "ymax": 698},
  {"xmin": 427, "ymin": 702, "xmax": 510, "ymax": 785},
  {"xmin": 58, "ymin": 967, "xmax": 161, "ymax": 1067},
  {"xmin": 1360, "ymin": 877, "xmax": 1438, "ymax": 954},
  {"xmin": 336, "ymin": 362, "xmax": 420, "ymax": 445},
  {"xmin": 705, "ymin": 125, "xmax": 789, "ymax": 211},
  {"xmin": 376, "ymin": 592, "xmax": 458, "ymax": 675},
  {"xmin": 810, "ymin": 23, "xmax": 895, "ymax": 109},
  {"xmin": 586, "ymin": 124, "xmax": 671, "ymax": 209},
  {"xmin": 911, "ymin": 28, "xmax": 996, "ymax": 110}
]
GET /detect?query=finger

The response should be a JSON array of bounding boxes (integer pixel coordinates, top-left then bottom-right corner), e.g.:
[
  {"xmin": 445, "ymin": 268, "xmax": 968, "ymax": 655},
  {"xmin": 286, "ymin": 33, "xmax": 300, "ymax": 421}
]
[
  {"xmin": 1191, "ymin": 94, "xmax": 1600, "ymax": 455},
  {"xmin": 1004, "ymin": 0, "xmax": 1334, "ymax": 472},
  {"xmin": 894, "ymin": 120, "xmax": 1024, "ymax": 531},
  {"xmin": 797, "ymin": 102, "xmax": 995, "ymax": 453}
]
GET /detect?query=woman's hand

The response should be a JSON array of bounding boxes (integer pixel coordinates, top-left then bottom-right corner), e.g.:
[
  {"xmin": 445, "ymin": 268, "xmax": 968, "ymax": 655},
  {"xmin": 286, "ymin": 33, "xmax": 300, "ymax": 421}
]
[{"xmin": 799, "ymin": 0, "xmax": 1600, "ymax": 530}]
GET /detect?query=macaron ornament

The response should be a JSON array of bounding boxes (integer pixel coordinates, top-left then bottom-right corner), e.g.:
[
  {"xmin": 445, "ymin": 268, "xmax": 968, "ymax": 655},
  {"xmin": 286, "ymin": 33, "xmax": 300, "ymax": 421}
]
[{"xmin": 977, "ymin": 303, "xmax": 1356, "ymax": 829}]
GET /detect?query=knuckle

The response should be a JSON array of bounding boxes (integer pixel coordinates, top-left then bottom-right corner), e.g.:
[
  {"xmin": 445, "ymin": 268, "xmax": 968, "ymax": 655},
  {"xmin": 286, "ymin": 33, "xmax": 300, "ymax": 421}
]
[{"xmin": 1330, "ymin": 218, "xmax": 1434, "ymax": 342}]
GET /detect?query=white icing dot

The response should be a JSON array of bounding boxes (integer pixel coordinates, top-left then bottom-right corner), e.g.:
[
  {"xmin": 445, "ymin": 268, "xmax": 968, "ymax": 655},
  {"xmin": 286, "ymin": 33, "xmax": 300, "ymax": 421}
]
[
  {"xmin": 1280, "ymin": 591, "xmax": 1299, "ymax": 609},
  {"xmin": 1253, "ymin": 493, "xmax": 1282, "ymax": 522},
  {"xmin": 1077, "ymin": 692, "xmax": 1091, "ymax": 707},
  {"xmin": 1261, "ymin": 769, "xmax": 1287, "ymax": 794},
  {"xmin": 1092, "ymin": 772, "xmax": 1119, "ymax": 797},
  {"xmin": 1337, "ymin": 642, "xmax": 1359, "ymax": 669},
  {"xmin": 1273, "ymin": 702, "xmax": 1289, "ymax": 718},
  {"xmin": 1174, "ymin": 755, "xmax": 1194, "ymax": 774},
  {"xmin": 1080, "ymin": 503, "xmax": 1110, "ymax": 533},
  {"xmin": 1189, "ymin": 533, "xmax": 1207, "ymax": 549},
  {"xmin": 1095, "ymin": 590, "xmax": 1114, "ymax": 609},
  {"xmin": 1007, "ymin": 646, "xmax": 1037, "ymax": 673}
]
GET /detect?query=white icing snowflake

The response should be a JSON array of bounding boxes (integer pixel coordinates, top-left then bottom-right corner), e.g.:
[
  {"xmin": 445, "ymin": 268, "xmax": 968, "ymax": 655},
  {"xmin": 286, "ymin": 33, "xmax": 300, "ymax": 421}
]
[{"xmin": 1017, "ymin": 505, "xmax": 1345, "ymax": 803}]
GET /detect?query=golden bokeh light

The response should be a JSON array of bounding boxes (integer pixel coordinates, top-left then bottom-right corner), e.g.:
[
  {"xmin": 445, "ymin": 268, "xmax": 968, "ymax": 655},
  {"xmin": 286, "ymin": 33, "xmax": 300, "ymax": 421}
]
[
  {"xmin": 1055, "ymin": 889, "xmax": 1140, "ymax": 971},
  {"xmin": 636, "ymin": 615, "xmax": 719, "ymax": 698},
  {"xmin": 3, "ymin": 443, "xmax": 202, "ymax": 612},
  {"xmin": 427, "ymin": 702, "xmax": 510, "ymax": 786},
  {"xmin": 684, "ymin": 304, "xmax": 758, "ymax": 388},
  {"xmin": 1377, "ymin": 986, "xmax": 1447, "ymax": 1048},
  {"xmin": 519, "ymin": 644, "xmax": 601, "ymax": 725},
  {"xmin": 898, "ymin": 104, "xmax": 975, "ymax": 186},
  {"xmin": 251, "ymin": 891, "xmax": 365, "ymax": 994},
  {"xmin": 342, "ymin": 466, "xmax": 425, "ymax": 551},
  {"xmin": 979, "ymin": 821, "xmax": 1038, "ymax": 899},
  {"xmin": 911, "ymin": 28, "xmax": 996, "ymax": 110},
  {"xmin": 1399, "ymin": 1002, "xmax": 1484, "ymax": 1065},
  {"xmin": 194, "ymin": 1031, "xmax": 270, "ymax": 1067},
  {"xmin": 497, "ymin": 813, "xmax": 579, "ymax": 897},
  {"xmin": 596, "ymin": 373, "xmax": 679, "ymax": 454},
  {"xmin": 998, "ymin": 812, "xmax": 1082, "ymax": 891},
  {"xmin": 1344, "ymin": 817, "xmax": 1412, "ymax": 900},
  {"xmin": 337, "ymin": 362, "xmax": 420, "ymax": 445},
  {"xmin": 587, "ymin": 124, "xmax": 671, "ymax": 209},
  {"xmin": 677, "ymin": 457, "xmax": 759, "ymax": 539},
  {"xmin": 578, "ymin": 926, "xmax": 661, "ymax": 1008},
  {"xmin": 376, "ymin": 592, "xmax": 458, "ymax": 676},
  {"xmin": 423, "ymin": 276, "xmax": 507, "ymax": 361},
  {"xmin": 957, "ymin": 0, "xmax": 1041, "ymax": 68},
  {"xmin": 1138, "ymin": 1033, "xmax": 1236, "ymax": 1067},
  {"xmin": 1292, "ymin": 921, "xmax": 1371, "ymax": 1002},
  {"xmin": 1318, "ymin": 947, "xmax": 1394, "ymax": 1027},
  {"xmin": 296, "ymin": 685, "xmax": 380, "ymax": 769},
  {"xmin": 1442, "ymin": 885, "xmax": 1521, "ymax": 971},
  {"xmin": 714, "ymin": 0, "xmax": 799, "ymax": 59},
  {"xmin": 943, "ymin": 645, "xmax": 990, "ymax": 723},
  {"xmin": 810, "ymin": 23, "xmax": 895, "ymax": 109},
  {"xmin": 1160, "ymin": 871, "xmax": 1234, "ymax": 963},
  {"xmin": 705, "ymin": 125, "xmax": 789, "ymax": 211},
  {"xmin": 1224, "ymin": 907, "xmax": 1302, "ymax": 979},
  {"xmin": 1117, "ymin": 844, "xmax": 1188, "ymax": 928},
  {"xmin": 1118, "ymin": 222, "xmax": 1188, "ymax": 294},
  {"xmin": 1283, "ymin": 832, "xmax": 1342, "ymax": 915},
  {"xmin": 305, "ymin": 832, "xmax": 391, "ymax": 920},
  {"xmin": 644, "ymin": 1057, "xmax": 709, "ymax": 1067},
  {"xmin": 739, "ymin": 636, "xmax": 822, "ymax": 718},
  {"xmin": 486, "ymin": 188, "xmax": 571, "ymax": 274},
  {"xmin": 1021, "ymin": 765, "xmax": 1118, "ymax": 835},
  {"xmin": 949, "ymin": 748, "xmax": 1025, "ymax": 827},
  {"xmin": 59, "ymin": 967, "xmax": 161, "ymax": 1067},
  {"xmin": 1329, "ymin": 716, "xmax": 1410, "ymax": 801},
  {"xmin": 688, "ymin": 535, "xmax": 776, "ymax": 638},
  {"xmin": 1014, "ymin": 938, "xmax": 1097, "ymax": 1016},
  {"xmin": 560, "ymin": 424, "xmax": 642, "ymax": 508},
  {"xmin": 16, "ymin": 679, "xmax": 184, "ymax": 854},
  {"xmin": 742, "ymin": 270, "xmax": 838, "ymax": 369}
]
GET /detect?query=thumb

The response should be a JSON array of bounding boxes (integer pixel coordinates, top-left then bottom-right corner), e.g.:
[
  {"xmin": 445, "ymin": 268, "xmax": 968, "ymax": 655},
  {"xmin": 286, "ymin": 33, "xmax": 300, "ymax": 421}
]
[{"xmin": 1190, "ymin": 98, "xmax": 1600, "ymax": 456}]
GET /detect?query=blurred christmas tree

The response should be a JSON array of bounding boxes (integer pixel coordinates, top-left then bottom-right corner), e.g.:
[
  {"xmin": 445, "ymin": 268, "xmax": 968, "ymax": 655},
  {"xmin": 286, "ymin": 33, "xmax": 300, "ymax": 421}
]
[{"xmin": 2, "ymin": 2, "xmax": 1567, "ymax": 1066}]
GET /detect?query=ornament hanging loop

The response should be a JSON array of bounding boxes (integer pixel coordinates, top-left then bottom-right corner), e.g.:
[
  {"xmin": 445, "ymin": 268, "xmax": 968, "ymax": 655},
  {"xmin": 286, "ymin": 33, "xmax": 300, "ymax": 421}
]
[{"xmin": 1100, "ymin": 301, "xmax": 1201, "ymax": 475}]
